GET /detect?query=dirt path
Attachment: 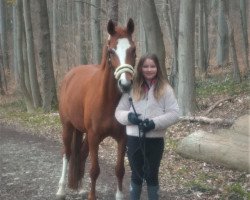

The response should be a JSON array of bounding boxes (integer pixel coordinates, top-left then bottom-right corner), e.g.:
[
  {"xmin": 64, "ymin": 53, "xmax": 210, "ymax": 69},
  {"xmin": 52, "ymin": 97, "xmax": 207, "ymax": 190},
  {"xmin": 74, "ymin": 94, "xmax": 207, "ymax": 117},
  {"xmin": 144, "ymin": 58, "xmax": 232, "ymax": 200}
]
[
  {"xmin": 0, "ymin": 125, "xmax": 134, "ymax": 200},
  {"xmin": 0, "ymin": 125, "xmax": 169, "ymax": 200}
]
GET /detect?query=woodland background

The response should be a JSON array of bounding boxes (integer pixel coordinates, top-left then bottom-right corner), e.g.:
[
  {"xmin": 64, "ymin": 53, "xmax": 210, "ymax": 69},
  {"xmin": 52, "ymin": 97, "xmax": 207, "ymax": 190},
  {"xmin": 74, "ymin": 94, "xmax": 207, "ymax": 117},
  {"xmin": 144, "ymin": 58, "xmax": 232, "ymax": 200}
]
[
  {"xmin": 0, "ymin": 1, "xmax": 249, "ymax": 199},
  {"xmin": 0, "ymin": 0, "xmax": 249, "ymax": 115}
]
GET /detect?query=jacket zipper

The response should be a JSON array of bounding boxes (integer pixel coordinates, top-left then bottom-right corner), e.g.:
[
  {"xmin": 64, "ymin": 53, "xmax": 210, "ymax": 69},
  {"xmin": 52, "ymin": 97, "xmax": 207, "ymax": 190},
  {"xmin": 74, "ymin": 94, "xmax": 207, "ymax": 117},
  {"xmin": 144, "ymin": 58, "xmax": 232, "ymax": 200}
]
[{"xmin": 143, "ymin": 91, "xmax": 149, "ymax": 120}]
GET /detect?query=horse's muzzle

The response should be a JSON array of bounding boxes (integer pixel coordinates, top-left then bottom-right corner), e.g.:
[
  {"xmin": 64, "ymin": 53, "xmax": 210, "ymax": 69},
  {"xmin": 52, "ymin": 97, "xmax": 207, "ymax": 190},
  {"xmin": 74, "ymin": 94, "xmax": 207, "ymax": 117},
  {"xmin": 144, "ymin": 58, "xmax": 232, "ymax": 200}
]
[{"xmin": 118, "ymin": 79, "xmax": 132, "ymax": 93}]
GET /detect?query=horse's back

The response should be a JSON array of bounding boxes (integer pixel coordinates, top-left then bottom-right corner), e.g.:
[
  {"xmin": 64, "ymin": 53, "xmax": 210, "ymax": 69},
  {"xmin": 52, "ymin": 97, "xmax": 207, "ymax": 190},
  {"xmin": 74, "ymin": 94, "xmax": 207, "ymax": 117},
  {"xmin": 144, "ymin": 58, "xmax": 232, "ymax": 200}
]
[
  {"xmin": 59, "ymin": 65, "xmax": 99, "ymax": 131},
  {"xmin": 63, "ymin": 65, "xmax": 99, "ymax": 84}
]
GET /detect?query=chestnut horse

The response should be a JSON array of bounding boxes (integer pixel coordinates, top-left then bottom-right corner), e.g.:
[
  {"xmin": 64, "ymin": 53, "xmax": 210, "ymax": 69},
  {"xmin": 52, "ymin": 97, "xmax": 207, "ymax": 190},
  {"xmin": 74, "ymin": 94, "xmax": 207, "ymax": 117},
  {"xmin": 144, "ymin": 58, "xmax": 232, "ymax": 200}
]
[{"xmin": 56, "ymin": 19, "xmax": 136, "ymax": 200}]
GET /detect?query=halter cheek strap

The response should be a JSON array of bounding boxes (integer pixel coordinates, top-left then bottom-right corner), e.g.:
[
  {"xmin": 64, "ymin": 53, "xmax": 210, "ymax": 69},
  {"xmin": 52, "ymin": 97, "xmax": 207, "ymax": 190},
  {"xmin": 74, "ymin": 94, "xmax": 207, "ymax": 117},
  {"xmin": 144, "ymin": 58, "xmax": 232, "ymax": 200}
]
[{"xmin": 114, "ymin": 64, "xmax": 135, "ymax": 79}]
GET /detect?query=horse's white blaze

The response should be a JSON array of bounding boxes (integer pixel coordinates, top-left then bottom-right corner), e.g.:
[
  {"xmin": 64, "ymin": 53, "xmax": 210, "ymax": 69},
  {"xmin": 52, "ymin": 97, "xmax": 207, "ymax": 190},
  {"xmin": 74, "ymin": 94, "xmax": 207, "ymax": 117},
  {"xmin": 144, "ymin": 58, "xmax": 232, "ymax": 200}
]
[
  {"xmin": 56, "ymin": 155, "xmax": 68, "ymax": 197},
  {"xmin": 116, "ymin": 38, "xmax": 132, "ymax": 87},
  {"xmin": 115, "ymin": 186, "xmax": 124, "ymax": 200},
  {"xmin": 116, "ymin": 38, "xmax": 130, "ymax": 65}
]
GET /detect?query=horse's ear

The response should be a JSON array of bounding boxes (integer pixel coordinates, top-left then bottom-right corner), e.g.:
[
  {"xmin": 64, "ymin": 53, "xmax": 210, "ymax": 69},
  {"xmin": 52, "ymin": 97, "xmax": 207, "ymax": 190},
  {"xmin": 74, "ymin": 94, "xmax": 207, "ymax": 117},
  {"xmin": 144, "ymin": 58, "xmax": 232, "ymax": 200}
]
[
  {"xmin": 107, "ymin": 19, "xmax": 116, "ymax": 36},
  {"xmin": 127, "ymin": 18, "xmax": 134, "ymax": 35}
]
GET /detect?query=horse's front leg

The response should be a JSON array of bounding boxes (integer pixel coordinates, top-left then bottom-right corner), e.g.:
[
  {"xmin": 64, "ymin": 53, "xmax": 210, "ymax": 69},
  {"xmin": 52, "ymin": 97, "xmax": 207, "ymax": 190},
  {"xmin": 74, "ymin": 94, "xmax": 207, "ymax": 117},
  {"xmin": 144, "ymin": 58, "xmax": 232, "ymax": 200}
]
[
  {"xmin": 56, "ymin": 124, "xmax": 73, "ymax": 199},
  {"xmin": 88, "ymin": 135, "xmax": 100, "ymax": 200},
  {"xmin": 56, "ymin": 155, "xmax": 68, "ymax": 199},
  {"xmin": 78, "ymin": 136, "xmax": 90, "ymax": 195},
  {"xmin": 115, "ymin": 135, "xmax": 126, "ymax": 200}
]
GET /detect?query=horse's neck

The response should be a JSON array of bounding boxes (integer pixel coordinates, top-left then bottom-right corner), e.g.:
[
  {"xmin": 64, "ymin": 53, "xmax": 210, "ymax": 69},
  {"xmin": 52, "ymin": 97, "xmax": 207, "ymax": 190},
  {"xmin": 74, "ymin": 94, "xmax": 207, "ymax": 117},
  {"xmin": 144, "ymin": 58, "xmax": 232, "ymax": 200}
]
[{"xmin": 99, "ymin": 64, "xmax": 121, "ymax": 104}]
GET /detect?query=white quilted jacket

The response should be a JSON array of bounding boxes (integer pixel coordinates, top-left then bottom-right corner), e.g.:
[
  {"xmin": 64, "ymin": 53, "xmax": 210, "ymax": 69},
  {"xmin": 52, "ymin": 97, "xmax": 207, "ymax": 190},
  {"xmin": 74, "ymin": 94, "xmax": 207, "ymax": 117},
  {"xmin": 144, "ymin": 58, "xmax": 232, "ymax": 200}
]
[{"xmin": 115, "ymin": 84, "xmax": 180, "ymax": 138}]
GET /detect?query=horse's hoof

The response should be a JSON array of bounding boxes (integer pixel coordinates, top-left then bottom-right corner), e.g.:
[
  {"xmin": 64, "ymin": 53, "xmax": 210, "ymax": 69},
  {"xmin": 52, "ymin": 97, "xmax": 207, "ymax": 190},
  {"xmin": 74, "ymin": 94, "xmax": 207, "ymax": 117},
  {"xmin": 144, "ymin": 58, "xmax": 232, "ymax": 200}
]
[
  {"xmin": 88, "ymin": 193, "xmax": 96, "ymax": 200},
  {"xmin": 79, "ymin": 188, "xmax": 86, "ymax": 195},
  {"xmin": 56, "ymin": 194, "xmax": 66, "ymax": 200},
  {"xmin": 115, "ymin": 192, "xmax": 124, "ymax": 200},
  {"xmin": 79, "ymin": 188, "xmax": 88, "ymax": 198}
]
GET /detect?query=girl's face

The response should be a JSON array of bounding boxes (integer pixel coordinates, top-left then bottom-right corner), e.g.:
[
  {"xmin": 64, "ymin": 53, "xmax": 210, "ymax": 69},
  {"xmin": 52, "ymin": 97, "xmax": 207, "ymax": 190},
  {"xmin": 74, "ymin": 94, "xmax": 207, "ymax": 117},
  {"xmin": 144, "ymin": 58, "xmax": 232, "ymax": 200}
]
[{"xmin": 141, "ymin": 58, "xmax": 157, "ymax": 82}]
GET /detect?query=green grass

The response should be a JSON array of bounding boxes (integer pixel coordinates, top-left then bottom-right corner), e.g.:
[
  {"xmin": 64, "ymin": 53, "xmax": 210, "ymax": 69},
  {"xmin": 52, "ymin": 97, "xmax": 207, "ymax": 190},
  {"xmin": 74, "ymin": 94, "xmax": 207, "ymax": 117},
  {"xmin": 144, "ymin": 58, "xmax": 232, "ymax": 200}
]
[
  {"xmin": 186, "ymin": 179, "xmax": 214, "ymax": 193},
  {"xmin": 0, "ymin": 98, "xmax": 61, "ymax": 133},
  {"xmin": 184, "ymin": 172, "xmax": 216, "ymax": 193},
  {"xmin": 165, "ymin": 137, "xmax": 178, "ymax": 150},
  {"xmin": 185, "ymin": 174, "xmax": 248, "ymax": 198},
  {"xmin": 224, "ymin": 183, "xmax": 250, "ymax": 200},
  {"xmin": 196, "ymin": 76, "xmax": 249, "ymax": 97}
]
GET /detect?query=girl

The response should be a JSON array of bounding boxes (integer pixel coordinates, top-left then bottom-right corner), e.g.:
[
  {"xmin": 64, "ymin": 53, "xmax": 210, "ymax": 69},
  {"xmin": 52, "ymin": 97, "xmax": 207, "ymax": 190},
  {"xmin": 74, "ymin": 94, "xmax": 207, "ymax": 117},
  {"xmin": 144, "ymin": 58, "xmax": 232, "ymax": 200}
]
[{"xmin": 115, "ymin": 53, "xmax": 180, "ymax": 200}]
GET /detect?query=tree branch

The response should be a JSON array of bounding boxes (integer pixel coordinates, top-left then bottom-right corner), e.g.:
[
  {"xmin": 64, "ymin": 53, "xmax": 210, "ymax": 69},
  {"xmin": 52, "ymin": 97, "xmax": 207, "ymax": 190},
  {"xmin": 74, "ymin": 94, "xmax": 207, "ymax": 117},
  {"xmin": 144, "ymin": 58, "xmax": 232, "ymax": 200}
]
[{"xmin": 204, "ymin": 96, "xmax": 234, "ymax": 116}]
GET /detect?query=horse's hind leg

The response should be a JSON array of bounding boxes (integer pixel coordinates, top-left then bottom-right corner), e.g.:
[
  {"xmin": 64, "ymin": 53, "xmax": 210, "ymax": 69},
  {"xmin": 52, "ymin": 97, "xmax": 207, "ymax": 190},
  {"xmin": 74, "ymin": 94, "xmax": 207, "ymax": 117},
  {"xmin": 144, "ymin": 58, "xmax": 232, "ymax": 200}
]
[
  {"xmin": 115, "ymin": 134, "xmax": 126, "ymax": 200},
  {"xmin": 56, "ymin": 123, "xmax": 73, "ymax": 199}
]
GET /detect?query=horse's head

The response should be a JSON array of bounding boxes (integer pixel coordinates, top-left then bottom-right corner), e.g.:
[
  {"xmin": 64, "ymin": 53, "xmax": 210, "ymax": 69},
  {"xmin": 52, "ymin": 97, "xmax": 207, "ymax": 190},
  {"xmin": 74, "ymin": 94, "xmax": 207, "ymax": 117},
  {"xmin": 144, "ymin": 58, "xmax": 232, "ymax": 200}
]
[{"xmin": 107, "ymin": 18, "xmax": 136, "ymax": 93}]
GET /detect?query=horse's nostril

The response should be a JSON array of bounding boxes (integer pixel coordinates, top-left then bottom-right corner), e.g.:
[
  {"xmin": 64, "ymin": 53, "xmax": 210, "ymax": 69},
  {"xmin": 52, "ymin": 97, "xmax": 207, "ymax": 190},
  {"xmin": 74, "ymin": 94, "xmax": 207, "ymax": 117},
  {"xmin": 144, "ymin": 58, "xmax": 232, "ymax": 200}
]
[
  {"xmin": 122, "ymin": 85, "xmax": 131, "ymax": 92},
  {"xmin": 118, "ymin": 79, "xmax": 132, "ymax": 93}
]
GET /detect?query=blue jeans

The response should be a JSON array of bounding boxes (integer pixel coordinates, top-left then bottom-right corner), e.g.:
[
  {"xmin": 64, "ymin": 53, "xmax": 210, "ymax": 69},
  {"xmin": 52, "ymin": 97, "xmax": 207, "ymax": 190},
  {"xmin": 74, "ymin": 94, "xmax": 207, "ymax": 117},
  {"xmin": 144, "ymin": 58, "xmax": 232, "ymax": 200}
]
[{"xmin": 126, "ymin": 136, "xmax": 164, "ymax": 186}]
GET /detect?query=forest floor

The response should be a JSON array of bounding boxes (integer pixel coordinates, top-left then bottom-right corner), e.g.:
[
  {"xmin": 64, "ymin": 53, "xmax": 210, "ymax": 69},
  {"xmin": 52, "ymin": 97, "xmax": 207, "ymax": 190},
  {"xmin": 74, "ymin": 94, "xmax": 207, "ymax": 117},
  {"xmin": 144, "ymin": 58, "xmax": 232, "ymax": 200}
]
[{"xmin": 0, "ymin": 67, "xmax": 249, "ymax": 200}]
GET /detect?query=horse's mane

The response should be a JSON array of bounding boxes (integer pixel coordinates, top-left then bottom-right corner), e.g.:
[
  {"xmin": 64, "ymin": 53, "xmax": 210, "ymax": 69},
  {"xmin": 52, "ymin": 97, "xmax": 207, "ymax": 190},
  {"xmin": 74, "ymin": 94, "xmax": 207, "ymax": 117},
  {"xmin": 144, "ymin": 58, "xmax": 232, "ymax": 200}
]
[{"xmin": 100, "ymin": 42, "xmax": 108, "ymax": 68}]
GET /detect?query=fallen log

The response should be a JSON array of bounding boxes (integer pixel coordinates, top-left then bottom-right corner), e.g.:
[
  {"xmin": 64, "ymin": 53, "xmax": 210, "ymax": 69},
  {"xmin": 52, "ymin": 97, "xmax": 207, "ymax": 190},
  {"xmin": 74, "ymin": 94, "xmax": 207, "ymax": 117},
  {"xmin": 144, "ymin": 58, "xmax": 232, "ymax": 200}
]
[
  {"xmin": 177, "ymin": 129, "xmax": 250, "ymax": 173},
  {"xmin": 180, "ymin": 116, "xmax": 234, "ymax": 125},
  {"xmin": 177, "ymin": 115, "xmax": 250, "ymax": 173}
]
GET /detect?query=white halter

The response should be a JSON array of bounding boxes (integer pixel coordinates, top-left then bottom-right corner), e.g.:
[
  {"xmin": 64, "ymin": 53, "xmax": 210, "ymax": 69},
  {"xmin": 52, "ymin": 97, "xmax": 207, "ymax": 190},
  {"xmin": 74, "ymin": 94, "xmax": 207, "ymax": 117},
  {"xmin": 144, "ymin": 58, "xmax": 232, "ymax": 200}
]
[{"xmin": 114, "ymin": 64, "xmax": 134, "ymax": 79}]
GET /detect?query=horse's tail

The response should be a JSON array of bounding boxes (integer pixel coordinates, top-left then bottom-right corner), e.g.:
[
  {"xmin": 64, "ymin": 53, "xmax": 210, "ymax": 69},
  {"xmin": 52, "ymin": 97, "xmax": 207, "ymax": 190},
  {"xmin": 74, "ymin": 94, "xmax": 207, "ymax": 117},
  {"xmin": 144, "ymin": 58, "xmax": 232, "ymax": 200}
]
[{"xmin": 68, "ymin": 130, "xmax": 84, "ymax": 190}]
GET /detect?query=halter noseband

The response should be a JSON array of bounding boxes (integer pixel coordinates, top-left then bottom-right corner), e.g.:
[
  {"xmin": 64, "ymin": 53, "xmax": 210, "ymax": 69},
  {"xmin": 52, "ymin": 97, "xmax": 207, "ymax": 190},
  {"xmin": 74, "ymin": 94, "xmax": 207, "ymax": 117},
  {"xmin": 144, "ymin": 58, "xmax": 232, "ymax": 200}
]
[{"xmin": 114, "ymin": 64, "xmax": 134, "ymax": 79}]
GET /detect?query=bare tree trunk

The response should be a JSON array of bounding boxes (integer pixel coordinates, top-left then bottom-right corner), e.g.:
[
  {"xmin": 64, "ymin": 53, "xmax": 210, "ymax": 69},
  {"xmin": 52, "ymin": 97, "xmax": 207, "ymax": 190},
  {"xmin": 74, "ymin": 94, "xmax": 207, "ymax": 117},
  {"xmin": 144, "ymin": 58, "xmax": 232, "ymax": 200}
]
[
  {"xmin": 12, "ymin": 6, "xmax": 18, "ymax": 83},
  {"xmin": 177, "ymin": 0, "xmax": 196, "ymax": 116},
  {"xmin": 138, "ymin": 14, "xmax": 147, "ymax": 56},
  {"xmin": 0, "ymin": 41, "xmax": 5, "ymax": 95},
  {"xmin": 125, "ymin": 0, "xmax": 137, "ymax": 23},
  {"xmin": 107, "ymin": 0, "xmax": 118, "ymax": 23},
  {"xmin": 37, "ymin": 0, "xmax": 58, "ymax": 112},
  {"xmin": 222, "ymin": 0, "xmax": 241, "ymax": 83},
  {"xmin": 229, "ymin": 29, "xmax": 241, "ymax": 83},
  {"xmin": 216, "ymin": 0, "xmax": 229, "ymax": 67},
  {"xmin": 76, "ymin": 0, "xmax": 87, "ymax": 64},
  {"xmin": 240, "ymin": 0, "xmax": 249, "ymax": 71},
  {"xmin": 0, "ymin": 0, "xmax": 9, "ymax": 70},
  {"xmin": 23, "ymin": 0, "xmax": 42, "ymax": 108},
  {"xmin": 165, "ymin": 0, "xmax": 179, "ymax": 89},
  {"xmin": 15, "ymin": 0, "xmax": 34, "ymax": 112},
  {"xmin": 22, "ymin": 29, "xmax": 31, "ymax": 96},
  {"xmin": 139, "ymin": 0, "xmax": 167, "ymax": 76},
  {"xmin": 0, "ymin": 68, "xmax": 4, "ymax": 95},
  {"xmin": 198, "ymin": 0, "xmax": 206, "ymax": 77},
  {"xmin": 52, "ymin": 0, "xmax": 60, "ymax": 67},
  {"xmin": 84, "ymin": 2, "xmax": 91, "ymax": 63},
  {"xmin": 91, "ymin": 0, "xmax": 101, "ymax": 64},
  {"xmin": 203, "ymin": 0, "xmax": 209, "ymax": 72},
  {"xmin": 0, "ymin": 0, "xmax": 8, "ymax": 92}
]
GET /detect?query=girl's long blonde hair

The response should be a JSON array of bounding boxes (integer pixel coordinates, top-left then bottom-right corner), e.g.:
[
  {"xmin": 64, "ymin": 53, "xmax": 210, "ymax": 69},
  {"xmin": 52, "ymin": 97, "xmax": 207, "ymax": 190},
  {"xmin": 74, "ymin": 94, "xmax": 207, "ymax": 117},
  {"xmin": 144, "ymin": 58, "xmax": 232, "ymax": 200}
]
[{"xmin": 132, "ymin": 53, "xmax": 169, "ymax": 101}]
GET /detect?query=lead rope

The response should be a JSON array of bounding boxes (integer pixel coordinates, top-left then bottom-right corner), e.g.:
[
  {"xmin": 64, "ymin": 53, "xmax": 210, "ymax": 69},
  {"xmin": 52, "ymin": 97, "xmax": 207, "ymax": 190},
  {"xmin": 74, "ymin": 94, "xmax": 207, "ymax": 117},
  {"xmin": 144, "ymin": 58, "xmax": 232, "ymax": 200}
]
[{"xmin": 128, "ymin": 96, "xmax": 150, "ymax": 183}]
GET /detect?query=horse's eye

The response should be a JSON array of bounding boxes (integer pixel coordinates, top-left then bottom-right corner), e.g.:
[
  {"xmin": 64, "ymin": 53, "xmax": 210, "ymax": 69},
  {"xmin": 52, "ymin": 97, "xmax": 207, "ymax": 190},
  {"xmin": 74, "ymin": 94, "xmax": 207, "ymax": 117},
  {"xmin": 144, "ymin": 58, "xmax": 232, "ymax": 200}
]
[{"xmin": 109, "ymin": 48, "xmax": 116, "ymax": 55}]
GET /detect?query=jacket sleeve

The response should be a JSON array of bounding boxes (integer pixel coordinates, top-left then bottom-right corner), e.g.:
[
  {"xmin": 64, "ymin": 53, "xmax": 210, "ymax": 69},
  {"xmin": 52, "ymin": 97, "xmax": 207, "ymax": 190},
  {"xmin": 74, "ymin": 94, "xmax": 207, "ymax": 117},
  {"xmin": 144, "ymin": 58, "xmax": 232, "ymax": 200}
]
[
  {"xmin": 115, "ymin": 93, "xmax": 131, "ymax": 125},
  {"xmin": 152, "ymin": 86, "xmax": 180, "ymax": 130}
]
